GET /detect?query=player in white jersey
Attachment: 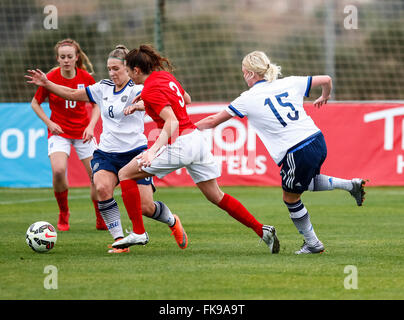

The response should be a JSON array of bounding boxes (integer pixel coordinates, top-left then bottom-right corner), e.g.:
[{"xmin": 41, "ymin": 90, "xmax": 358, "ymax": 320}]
[
  {"xmin": 196, "ymin": 50, "xmax": 366, "ymax": 254},
  {"xmin": 26, "ymin": 45, "xmax": 188, "ymax": 253},
  {"xmin": 86, "ymin": 77, "xmax": 146, "ymax": 153}
]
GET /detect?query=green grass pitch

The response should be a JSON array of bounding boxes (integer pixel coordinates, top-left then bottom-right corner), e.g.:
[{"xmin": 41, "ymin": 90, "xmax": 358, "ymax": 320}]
[{"xmin": 1, "ymin": 186, "xmax": 403, "ymax": 300}]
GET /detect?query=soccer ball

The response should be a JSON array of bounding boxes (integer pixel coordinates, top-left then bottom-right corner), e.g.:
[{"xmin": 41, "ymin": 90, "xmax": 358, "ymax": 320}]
[{"xmin": 26, "ymin": 221, "xmax": 57, "ymax": 253}]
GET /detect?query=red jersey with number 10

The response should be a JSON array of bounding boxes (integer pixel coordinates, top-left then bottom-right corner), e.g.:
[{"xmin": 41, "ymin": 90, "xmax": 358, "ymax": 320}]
[
  {"xmin": 34, "ymin": 67, "xmax": 96, "ymax": 139},
  {"xmin": 141, "ymin": 71, "xmax": 196, "ymax": 142}
]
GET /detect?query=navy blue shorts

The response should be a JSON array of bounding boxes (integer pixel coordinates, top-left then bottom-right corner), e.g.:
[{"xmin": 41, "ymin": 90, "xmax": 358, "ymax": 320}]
[
  {"xmin": 91, "ymin": 145, "xmax": 153, "ymax": 186},
  {"xmin": 279, "ymin": 132, "xmax": 327, "ymax": 194}
]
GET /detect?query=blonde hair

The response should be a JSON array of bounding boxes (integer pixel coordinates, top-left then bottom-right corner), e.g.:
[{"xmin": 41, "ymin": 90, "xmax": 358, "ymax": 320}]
[
  {"xmin": 108, "ymin": 44, "xmax": 129, "ymax": 62},
  {"xmin": 54, "ymin": 38, "xmax": 95, "ymax": 74},
  {"xmin": 242, "ymin": 51, "xmax": 281, "ymax": 83}
]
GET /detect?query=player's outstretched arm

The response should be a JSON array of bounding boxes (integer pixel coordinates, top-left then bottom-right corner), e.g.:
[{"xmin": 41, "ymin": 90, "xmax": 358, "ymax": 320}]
[
  {"xmin": 195, "ymin": 110, "xmax": 233, "ymax": 130},
  {"xmin": 311, "ymin": 75, "xmax": 332, "ymax": 108},
  {"xmin": 25, "ymin": 69, "xmax": 90, "ymax": 102}
]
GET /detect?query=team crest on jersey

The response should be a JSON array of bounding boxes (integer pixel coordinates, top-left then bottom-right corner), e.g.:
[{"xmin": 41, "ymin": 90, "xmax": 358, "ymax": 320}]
[
  {"xmin": 121, "ymin": 95, "xmax": 128, "ymax": 103},
  {"xmin": 77, "ymin": 84, "xmax": 85, "ymax": 89}
]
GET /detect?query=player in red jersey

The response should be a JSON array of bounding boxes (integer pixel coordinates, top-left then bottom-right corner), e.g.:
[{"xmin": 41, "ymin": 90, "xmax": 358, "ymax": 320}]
[
  {"xmin": 30, "ymin": 39, "xmax": 105, "ymax": 231},
  {"xmin": 111, "ymin": 44, "xmax": 280, "ymax": 253},
  {"xmin": 26, "ymin": 45, "xmax": 189, "ymax": 253}
]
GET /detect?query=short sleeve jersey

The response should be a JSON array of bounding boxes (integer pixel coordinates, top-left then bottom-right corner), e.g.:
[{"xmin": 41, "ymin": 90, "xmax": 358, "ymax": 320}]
[
  {"xmin": 85, "ymin": 79, "xmax": 147, "ymax": 153},
  {"xmin": 141, "ymin": 71, "xmax": 196, "ymax": 141},
  {"xmin": 226, "ymin": 76, "xmax": 320, "ymax": 165},
  {"xmin": 34, "ymin": 67, "xmax": 95, "ymax": 139}
]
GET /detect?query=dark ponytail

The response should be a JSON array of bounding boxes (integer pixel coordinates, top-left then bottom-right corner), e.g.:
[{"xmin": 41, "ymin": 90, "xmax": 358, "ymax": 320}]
[{"xmin": 125, "ymin": 44, "xmax": 173, "ymax": 74}]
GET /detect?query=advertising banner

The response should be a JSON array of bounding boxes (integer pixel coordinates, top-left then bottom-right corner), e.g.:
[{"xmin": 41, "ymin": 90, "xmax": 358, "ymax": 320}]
[
  {"xmin": 0, "ymin": 103, "xmax": 52, "ymax": 187},
  {"xmin": 1, "ymin": 102, "xmax": 403, "ymax": 187}
]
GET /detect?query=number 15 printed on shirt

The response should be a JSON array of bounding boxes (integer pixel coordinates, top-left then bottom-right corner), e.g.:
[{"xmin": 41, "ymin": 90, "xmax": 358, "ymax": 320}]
[{"xmin": 265, "ymin": 92, "xmax": 299, "ymax": 127}]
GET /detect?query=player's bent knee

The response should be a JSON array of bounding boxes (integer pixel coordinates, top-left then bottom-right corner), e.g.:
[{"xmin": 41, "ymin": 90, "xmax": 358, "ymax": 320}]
[
  {"xmin": 282, "ymin": 191, "xmax": 301, "ymax": 204},
  {"xmin": 117, "ymin": 168, "xmax": 128, "ymax": 181},
  {"xmin": 52, "ymin": 172, "xmax": 66, "ymax": 185},
  {"xmin": 94, "ymin": 183, "xmax": 113, "ymax": 201},
  {"xmin": 52, "ymin": 167, "xmax": 66, "ymax": 179}
]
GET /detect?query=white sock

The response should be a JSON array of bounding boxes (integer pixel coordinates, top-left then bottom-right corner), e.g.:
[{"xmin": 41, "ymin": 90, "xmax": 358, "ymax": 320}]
[
  {"xmin": 98, "ymin": 198, "xmax": 124, "ymax": 240},
  {"xmin": 150, "ymin": 201, "xmax": 176, "ymax": 227},
  {"xmin": 308, "ymin": 174, "xmax": 353, "ymax": 191},
  {"xmin": 285, "ymin": 200, "xmax": 320, "ymax": 246}
]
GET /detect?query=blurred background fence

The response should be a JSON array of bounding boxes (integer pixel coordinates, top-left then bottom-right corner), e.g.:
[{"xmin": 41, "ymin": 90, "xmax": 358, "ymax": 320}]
[{"xmin": 0, "ymin": 0, "xmax": 403, "ymax": 103}]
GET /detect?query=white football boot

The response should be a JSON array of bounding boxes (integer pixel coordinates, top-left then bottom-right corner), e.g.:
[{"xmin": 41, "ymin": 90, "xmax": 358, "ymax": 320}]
[
  {"xmin": 295, "ymin": 240, "xmax": 325, "ymax": 255},
  {"xmin": 112, "ymin": 231, "xmax": 149, "ymax": 249}
]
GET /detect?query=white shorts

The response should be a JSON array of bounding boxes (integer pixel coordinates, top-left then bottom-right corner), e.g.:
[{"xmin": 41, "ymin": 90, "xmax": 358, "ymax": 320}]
[
  {"xmin": 48, "ymin": 135, "xmax": 96, "ymax": 160},
  {"xmin": 142, "ymin": 129, "xmax": 220, "ymax": 184}
]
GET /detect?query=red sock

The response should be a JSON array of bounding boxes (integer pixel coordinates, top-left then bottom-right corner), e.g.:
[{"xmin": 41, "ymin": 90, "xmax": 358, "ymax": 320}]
[
  {"xmin": 92, "ymin": 199, "xmax": 102, "ymax": 219},
  {"xmin": 54, "ymin": 190, "xmax": 69, "ymax": 214},
  {"xmin": 218, "ymin": 193, "xmax": 263, "ymax": 237},
  {"xmin": 120, "ymin": 179, "xmax": 145, "ymax": 234},
  {"xmin": 93, "ymin": 200, "xmax": 107, "ymax": 229}
]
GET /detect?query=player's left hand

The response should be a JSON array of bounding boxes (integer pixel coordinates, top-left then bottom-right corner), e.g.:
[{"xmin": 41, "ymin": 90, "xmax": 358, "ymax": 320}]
[
  {"xmin": 131, "ymin": 92, "xmax": 142, "ymax": 104},
  {"xmin": 82, "ymin": 126, "xmax": 95, "ymax": 143},
  {"xmin": 313, "ymin": 95, "xmax": 330, "ymax": 108}
]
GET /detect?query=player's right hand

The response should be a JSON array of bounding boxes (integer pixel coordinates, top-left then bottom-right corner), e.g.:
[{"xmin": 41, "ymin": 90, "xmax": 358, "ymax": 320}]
[
  {"xmin": 313, "ymin": 95, "xmax": 330, "ymax": 108},
  {"xmin": 25, "ymin": 69, "xmax": 48, "ymax": 87},
  {"xmin": 131, "ymin": 92, "xmax": 142, "ymax": 104},
  {"xmin": 124, "ymin": 101, "xmax": 145, "ymax": 115},
  {"xmin": 48, "ymin": 121, "xmax": 64, "ymax": 135},
  {"xmin": 136, "ymin": 149, "xmax": 156, "ymax": 168}
]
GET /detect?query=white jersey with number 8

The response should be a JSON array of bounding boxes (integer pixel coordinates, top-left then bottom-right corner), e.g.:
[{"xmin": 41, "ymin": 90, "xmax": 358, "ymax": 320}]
[{"xmin": 85, "ymin": 79, "xmax": 147, "ymax": 153}]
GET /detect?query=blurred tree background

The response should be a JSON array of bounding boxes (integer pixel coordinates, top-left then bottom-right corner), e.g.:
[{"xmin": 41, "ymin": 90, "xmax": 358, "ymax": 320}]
[{"xmin": 0, "ymin": 0, "xmax": 403, "ymax": 102}]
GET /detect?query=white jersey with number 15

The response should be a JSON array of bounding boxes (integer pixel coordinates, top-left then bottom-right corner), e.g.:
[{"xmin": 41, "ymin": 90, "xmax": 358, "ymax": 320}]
[{"xmin": 226, "ymin": 76, "xmax": 320, "ymax": 165}]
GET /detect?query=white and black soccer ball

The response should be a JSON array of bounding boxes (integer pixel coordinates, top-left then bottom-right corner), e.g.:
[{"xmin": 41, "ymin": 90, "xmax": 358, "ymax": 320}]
[{"xmin": 26, "ymin": 221, "xmax": 57, "ymax": 253}]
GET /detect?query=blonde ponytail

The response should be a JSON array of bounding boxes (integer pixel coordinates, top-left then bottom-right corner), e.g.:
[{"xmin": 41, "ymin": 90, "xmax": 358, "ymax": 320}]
[{"xmin": 242, "ymin": 51, "xmax": 281, "ymax": 83}]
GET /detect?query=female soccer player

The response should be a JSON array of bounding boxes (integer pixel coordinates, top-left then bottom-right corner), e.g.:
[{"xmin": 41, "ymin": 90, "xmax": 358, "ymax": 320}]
[
  {"xmin": 26, "ymin": 45, "xmax": 188, "ymax": 253},
  {"xmin": 109, "ymin": 44, "xmax": 279, "ymax": 254},
  {"xmin": 195, "ymin": 50, "xmax": 366, "ymax": 254},
  {"xmin": 30, "ymin": 38, "xmax": 104, "ymax": 232}
]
